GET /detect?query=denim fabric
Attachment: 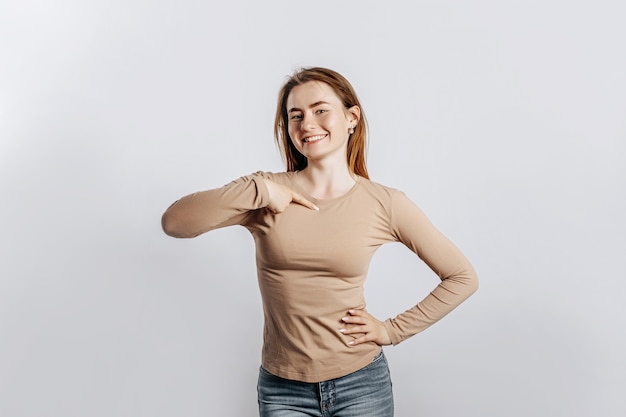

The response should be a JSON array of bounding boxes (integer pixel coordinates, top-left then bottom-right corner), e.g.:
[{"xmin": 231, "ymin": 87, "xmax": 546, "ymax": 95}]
[{"xmin": 257, "ymin": 351, "xmax": 394, "ymax": 417}]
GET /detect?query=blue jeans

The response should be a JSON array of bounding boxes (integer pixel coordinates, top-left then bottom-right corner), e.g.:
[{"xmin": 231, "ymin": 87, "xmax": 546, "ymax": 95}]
[{"xmin": 257, "ymin": 351, "xmax": 394, "ymax": 417}]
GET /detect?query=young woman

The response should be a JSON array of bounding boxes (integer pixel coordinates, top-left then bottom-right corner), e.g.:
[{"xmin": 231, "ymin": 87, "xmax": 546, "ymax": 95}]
[{"xmin": 161, "ymin": 67, "xmax": 478, "ymax": 417}]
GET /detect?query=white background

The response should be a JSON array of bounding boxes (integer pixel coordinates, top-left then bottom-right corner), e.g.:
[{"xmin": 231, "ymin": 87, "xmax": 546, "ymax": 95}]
[{"xmin": 1, "ymin": 1, "xmax": 625, "ymax": 416}]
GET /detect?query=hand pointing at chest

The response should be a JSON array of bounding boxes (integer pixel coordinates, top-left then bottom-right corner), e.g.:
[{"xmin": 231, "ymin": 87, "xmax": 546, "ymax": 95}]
[{"xmin": 262, "ymin": 178, "xmax": 319, "ymax": 214}]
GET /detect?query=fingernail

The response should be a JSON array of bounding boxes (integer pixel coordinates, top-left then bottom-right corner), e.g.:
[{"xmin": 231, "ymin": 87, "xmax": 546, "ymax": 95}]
[
  {"xmin": 341, "ymin": 317, "xmax": 348, "ymax": 322},
  {"xmin": 313, "ymin": 205, "xmax": 320, "ymax": 211},
  {"xmin": 348, "ymin": 309, "xmax": 355, "ymax": 314},
  {"xmin": 338, "ymin": 328, "xmax": 346, "ymax": 333},
  {"xmin": 348, "ymin": 341, "xmax": 354, "ymax": 346}
]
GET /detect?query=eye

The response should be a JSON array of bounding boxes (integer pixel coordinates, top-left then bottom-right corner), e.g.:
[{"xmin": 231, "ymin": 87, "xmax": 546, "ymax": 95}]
[
  {"xmin": 316, "ymin": 109, "xmax": 328, "ymax": 114},
  {"xmin": 289, "ymin": 114, "xmax": 303, "ymax": 120}
]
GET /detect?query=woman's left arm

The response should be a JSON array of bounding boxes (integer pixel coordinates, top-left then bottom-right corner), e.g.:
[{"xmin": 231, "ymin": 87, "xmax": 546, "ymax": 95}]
[
  {"xmin": 383, "ymin": 191, "xmax": 479, "ymax": 345},
  {"xmin": 342, "ymin": 191, "xmax": 478, "ymax": 347}
]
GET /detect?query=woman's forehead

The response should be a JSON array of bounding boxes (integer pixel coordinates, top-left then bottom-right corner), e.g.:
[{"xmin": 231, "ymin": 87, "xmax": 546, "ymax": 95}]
[{"xmin": 287, "ymin": 81, "xmax": 341, "ymax": 108}]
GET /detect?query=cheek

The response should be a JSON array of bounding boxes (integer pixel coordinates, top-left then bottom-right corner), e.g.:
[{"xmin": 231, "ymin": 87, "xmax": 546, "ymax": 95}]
[
  {"xmin": 288, "ymin": 133, "xmax": 302, "ymax": 151},
  {"xmin": 287, "ymin": 122, "xmax": 300, "ymax": 139},
  {"xmin": 289, "ymin": 122, "xmax": 306, "ymax": 141}
]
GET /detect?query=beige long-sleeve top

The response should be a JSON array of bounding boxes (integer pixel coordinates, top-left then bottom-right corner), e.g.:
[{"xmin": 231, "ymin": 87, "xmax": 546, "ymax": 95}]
[{"xmin": 162, "ymin": 171, "xmax": 478, "ymax": 383}]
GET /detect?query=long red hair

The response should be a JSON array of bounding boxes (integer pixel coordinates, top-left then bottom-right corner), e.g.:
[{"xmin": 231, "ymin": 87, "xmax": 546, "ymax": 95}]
[{"xmin": 274, "ymin": 67, "xmax": 369, "ymax": 179}]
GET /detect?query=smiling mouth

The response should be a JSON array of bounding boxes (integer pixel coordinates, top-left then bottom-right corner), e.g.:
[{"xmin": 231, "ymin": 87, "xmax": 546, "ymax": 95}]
[{"xmin": 302, "ymin": 134, "xmax": 327, "ymax": 143}]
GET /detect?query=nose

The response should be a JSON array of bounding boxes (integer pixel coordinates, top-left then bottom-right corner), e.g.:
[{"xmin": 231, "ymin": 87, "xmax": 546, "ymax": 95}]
[{"xmin": 301, "ymin": 112, "xmax": 315, "ymax": 131}]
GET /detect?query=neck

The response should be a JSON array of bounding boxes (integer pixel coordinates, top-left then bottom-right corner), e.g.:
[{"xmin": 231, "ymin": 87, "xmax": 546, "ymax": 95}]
[{"xmin": 298, "ymin": 160, "xmax": 356, "ymax": 200}]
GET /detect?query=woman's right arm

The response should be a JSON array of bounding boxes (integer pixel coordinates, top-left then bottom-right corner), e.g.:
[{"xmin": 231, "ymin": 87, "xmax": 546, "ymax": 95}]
[
  {"xmin": 161, "ymin": 173, "xmax": 317, "ymax": 238},
  {"xmin": 161, "ymin": 174, "xmax": 269, "ymax": 238}
]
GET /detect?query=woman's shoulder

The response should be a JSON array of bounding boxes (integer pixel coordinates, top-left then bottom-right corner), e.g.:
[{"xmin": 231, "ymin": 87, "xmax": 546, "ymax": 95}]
[
  {"xmin": 248, "ymin": 170, "xmax": 295, "ymax": 184},
  {"xmin": 358, "ymin": 176, "xmax": 407, "ymax": 200}
]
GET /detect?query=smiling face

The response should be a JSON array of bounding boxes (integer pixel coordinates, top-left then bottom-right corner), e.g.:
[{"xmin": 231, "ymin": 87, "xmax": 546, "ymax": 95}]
[{"xmin": 286, "ymin": 81, "xmax": 360, "ymax": 166}]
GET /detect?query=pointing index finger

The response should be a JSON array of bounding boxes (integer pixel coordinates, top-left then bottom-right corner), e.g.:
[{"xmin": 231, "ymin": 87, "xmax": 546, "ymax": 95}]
[{"xmin": 292, "ymin": 193, "xmax": 319, "ymax": 211}]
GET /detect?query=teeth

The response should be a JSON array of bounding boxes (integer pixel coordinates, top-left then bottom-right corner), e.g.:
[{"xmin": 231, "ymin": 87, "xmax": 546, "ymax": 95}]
[{"xmin": 303, "ymin": 134, "xmax": 326, "ymax": 143}]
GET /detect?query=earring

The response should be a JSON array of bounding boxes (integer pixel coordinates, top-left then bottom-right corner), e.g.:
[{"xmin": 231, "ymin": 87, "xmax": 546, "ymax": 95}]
[{"xmin": 349, "ymin": 126, "xmax": 355, "ymax": 135}]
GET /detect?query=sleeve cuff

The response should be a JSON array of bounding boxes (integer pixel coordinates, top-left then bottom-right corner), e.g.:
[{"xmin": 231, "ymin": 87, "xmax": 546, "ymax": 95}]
[
  {"xmin": 251, "ymin": 175, "xmax": 270, "ymax": 209},
  {"xmin": 383, "ymin": 319, "xmax": 403, "ymax": 346}
]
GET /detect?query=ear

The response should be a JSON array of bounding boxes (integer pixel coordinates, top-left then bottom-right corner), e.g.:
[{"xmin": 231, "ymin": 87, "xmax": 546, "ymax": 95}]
[{"xmin": 346, "ymin": 105, "xmax": 361, "ymax": 125}]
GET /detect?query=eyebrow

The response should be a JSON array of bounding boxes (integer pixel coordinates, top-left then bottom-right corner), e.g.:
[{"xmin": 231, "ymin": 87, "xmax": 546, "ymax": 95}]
[{"xmin": 287, "ymin": 100, "xmax": 330, "ymax": 113}]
